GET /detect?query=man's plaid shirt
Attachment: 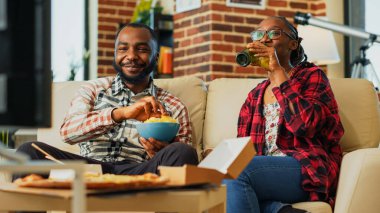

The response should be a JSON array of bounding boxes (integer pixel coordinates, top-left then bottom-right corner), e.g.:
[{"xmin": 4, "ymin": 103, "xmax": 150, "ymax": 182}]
[
  {"xmin": 60, "ymin": 74, "xmax": 192, "ymax": 163},
  {"xmin": 238, "ymin": 63, "xmax": 344, "ymax": 206}
]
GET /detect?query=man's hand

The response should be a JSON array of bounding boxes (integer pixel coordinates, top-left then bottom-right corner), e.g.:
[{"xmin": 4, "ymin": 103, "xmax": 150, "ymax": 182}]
[
  {"xmin": 112, "ymin": 96, "xmax": 167, "ymax": 122},
  {"xmin": 139, "ymin": 137, "xmax": 168, "ymax": 158}
]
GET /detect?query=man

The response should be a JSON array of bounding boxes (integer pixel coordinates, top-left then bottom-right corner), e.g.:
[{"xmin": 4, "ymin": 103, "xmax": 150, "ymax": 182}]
[{"xmin": 16, "ymin": 23, "xmax": 198, "ymax": 176}]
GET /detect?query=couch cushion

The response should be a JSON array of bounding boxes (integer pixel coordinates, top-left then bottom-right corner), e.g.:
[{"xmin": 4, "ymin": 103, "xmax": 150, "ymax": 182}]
[
  {"xmin": 292, "ymin": 201, "xmax": 332, "ymax": 213},
  {"xmin": 203, "ymin": 78, "xmax": 265, "ymax": 149},
  {"xmin": 330, "ymin": 78, "xmax": 380, "ymax": 152},
  {"xmin": 155, "ymin": 76, "xmax": 207, "ymax": 156},
  {"xmin": 334, "ymin": 148, "xmax": 380, "ymax": 213},
  {"xmin": 38, "ymin": 76, "xmax": 207, "ymax": 156}
]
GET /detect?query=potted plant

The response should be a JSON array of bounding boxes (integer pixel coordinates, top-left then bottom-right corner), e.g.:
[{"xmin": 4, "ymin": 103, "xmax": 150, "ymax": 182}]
[
  {"xmin": 131, "ymin": 0, "xmax": 163, "ymax": 26},
  {"xmin": 1, "ymin": 129, "xmax": 10, "ymax": 148}
]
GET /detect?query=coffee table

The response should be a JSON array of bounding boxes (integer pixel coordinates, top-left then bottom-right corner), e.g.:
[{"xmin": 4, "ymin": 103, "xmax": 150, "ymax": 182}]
[
  {"xmin": 0, "ymin": 183, "xmax": 226, "ymax": 213},
  {"xmin": 0, "ymin": 161, "xmax": 226, "ymax": 213}
]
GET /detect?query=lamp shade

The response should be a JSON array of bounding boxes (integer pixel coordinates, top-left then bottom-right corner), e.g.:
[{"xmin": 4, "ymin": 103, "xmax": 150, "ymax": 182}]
[{"xmin": 297, "ymin": 18, "xmax": 341, "ymax": 65}]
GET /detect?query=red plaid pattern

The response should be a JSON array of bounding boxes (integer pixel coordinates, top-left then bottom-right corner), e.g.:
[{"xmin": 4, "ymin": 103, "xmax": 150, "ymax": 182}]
[{"xmin": 238, "ymin": 63, "xmax": 344, "ymax": 207}]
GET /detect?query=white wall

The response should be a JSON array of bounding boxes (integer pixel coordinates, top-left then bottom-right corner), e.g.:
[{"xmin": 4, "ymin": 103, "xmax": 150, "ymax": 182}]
[
  {"xmin": 365, "ymin": 0, "xmax": 380, "ymax": 88},
  {"xmin": 151, "ymin": 0, "xmax": 174, "ymax": 14},
  {"xmin": 326, "ymin": 0, "xmax": 345, "ymax": 78}
]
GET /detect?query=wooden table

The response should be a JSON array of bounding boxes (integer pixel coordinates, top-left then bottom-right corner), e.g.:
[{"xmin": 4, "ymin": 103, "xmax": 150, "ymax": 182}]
[
  {"xmin": 0, "ymin": 183, "xmax": 226, "ymax": 213},
  {"xmin": 0, "ymin": 160, "xmax": 226, "ymax": 213}
]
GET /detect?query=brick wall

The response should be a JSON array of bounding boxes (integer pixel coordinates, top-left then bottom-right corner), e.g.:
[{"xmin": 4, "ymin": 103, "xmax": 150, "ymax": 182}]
[
  {"xmin": 97, "ymin": 0, "xmax": 327, "ymax": 80},
  {"xmin": 173, "ymin": 0, "xmax": 327, "ymax": 81},
  {"xmin": 98, "ymin": 0, "xmax": 136, "ymax": 77}
]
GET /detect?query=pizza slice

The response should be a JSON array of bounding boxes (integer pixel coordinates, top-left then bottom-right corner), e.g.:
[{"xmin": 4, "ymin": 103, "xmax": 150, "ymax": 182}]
[{"xmin": 14, "ymin": 173, "xmax": 169, "ymax": 189}]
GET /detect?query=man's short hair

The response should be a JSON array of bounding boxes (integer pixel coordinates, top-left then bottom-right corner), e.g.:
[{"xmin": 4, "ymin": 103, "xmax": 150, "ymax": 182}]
[{"xmin": 116, "ymin": 23, "xmax": 158, "ymax": 53}]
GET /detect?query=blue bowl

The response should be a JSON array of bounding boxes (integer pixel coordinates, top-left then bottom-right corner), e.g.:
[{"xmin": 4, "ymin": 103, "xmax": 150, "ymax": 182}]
[{"xmin": 135, "ymin": 122, "xmax": 180, "ymax": 143}]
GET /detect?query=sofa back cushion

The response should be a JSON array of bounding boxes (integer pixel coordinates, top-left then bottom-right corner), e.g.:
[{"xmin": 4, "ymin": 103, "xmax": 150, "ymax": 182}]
[
  {"xmin": 203, "ymin": 78, "xmax": 265, "ymax": 149},
  {"xmin": 329, "ymin": 78, "xmax": 380, "ymax": 152},
  {"xmin": 203, "ymin": 78, "xmax": 380, "ymax": 153},
  {"xmin": 155, "ymin": 76, "xmax": 207, "ymax": 155},
  {"xmin": 38, "ymin": 76, "xmax": 207, "ymax": 156}
]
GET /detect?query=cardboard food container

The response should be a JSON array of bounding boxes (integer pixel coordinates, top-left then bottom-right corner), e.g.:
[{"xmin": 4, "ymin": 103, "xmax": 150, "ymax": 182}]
[{"xmin": 159, "ymin": 137, "xmax": 256, "ymax": 186}]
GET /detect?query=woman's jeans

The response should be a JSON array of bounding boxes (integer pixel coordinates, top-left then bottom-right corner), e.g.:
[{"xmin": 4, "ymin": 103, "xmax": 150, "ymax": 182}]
[{"xmin": 223, "ymin": 156, "xmax": 309, "ymax": 213}]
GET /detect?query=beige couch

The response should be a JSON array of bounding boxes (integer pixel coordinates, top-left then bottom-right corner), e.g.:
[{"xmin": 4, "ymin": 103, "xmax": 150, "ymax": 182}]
[{"xmin": 6, "ymin": 76, "xmax": 380, "ymax": 212}]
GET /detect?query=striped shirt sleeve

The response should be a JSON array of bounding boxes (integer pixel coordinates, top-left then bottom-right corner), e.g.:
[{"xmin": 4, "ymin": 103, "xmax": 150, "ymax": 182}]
[{"xmin": 60, "ymin": 80, "xmax": 118, "ymax": 145}]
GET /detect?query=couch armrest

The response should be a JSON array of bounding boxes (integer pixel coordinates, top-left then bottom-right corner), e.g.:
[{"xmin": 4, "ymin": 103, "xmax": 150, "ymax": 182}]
[{"xmin": 334, "ymin": 148, "xmax": 380, "ymax": 213}]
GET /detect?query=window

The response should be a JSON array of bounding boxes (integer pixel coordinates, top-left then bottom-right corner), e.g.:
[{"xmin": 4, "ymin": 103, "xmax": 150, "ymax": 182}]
[{"xmin": 51, "ymin": 0, "xmax": 89, "ymax": 82}]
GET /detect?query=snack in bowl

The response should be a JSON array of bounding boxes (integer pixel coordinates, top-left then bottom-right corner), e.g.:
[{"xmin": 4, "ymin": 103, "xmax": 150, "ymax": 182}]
[
  {"xmin": 144, "ymin": 115, "xmax": 177, "ymax": 123},
  {"xmin": 14, "ymin": 173, "xmax": 169, "ymax": 189},
  {"xmin": 135, "ymin": 115, "xmax": 180, "ymax": 142}
]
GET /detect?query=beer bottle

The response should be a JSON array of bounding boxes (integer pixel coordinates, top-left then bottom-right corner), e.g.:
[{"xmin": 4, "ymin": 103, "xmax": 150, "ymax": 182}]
[{"xmin": 236, "ymin": 49, "xmax": 269, "ymax": 69}]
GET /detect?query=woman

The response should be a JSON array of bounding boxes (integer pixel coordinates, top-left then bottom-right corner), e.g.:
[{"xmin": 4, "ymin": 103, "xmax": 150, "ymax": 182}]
[{"xmin": 224, "ymin": 16, "xmax": 344, "ymax": 213}]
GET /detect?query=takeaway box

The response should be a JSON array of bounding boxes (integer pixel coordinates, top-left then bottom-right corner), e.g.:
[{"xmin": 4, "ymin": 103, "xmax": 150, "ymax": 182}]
[{"xmin": 159, "ymin": 136, "xmax": 256, "ymax": 186}]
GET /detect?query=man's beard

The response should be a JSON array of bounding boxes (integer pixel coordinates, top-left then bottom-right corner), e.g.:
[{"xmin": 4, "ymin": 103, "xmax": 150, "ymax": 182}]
[{"xmin": 112, "ymin": 59, "xmax": 156, "ymax": 84}]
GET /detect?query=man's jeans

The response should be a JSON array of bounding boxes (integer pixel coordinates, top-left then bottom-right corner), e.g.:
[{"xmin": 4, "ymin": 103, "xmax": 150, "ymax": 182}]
[{"xmin": 223, "ymin": 156, "xmax": 309, "ymax": 213}]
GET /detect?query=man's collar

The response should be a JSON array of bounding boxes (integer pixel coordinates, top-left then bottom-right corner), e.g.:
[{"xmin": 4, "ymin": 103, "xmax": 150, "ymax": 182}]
[
  {"xmin": 111, "ymin": 74, "xmax": 125, "ymax": 95},
  {"xmin": 112, "ymin": 73, "xmax": 157, "ymax": 97}
]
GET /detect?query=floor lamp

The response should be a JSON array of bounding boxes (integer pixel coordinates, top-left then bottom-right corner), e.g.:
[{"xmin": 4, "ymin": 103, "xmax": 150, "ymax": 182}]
[{"xmin": 296, "ymin": 20, "xmax": 341, "ymax": 67}]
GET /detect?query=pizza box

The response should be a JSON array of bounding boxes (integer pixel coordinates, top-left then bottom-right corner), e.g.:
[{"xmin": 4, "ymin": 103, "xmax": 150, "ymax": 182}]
[{"xmin": 159, "ymin": 136, "xmax": 255, "ymax": 186}]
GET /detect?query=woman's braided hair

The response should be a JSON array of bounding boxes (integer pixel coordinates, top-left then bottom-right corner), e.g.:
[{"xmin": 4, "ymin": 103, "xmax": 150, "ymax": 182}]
[{"xmin": 273, "ymin": 16, "xmax": 308, "ymax": 66}]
